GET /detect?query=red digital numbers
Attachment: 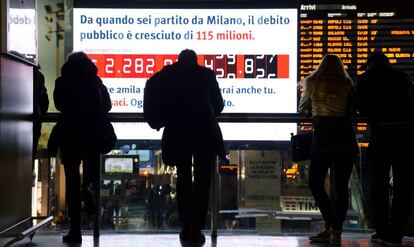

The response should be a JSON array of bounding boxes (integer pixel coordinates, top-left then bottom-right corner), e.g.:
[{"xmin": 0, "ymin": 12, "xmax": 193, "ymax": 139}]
[
  {"xmin": 197, "ymin": 54, "xmax": 289, "ymax": 79},
  {"xmin": 88, "ymin": 54, "xmax": 289, "ymax": 79},
  {"xmin": 88, "ymin": 54, "xmax": 177, "ymax": 78}
]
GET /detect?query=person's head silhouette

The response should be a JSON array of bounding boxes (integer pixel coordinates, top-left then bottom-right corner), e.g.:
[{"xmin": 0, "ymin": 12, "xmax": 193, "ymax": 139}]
[
  {"xmin": 360, "ymin": 52, "xmax": 390, "ymax": 71},
  {"xmin": 62, "ymin": 51, "xmax": 97, "ymax": 76},
  {"xmin": 178, "ymin": 49, "xmax": 198, "ymax": 67}
]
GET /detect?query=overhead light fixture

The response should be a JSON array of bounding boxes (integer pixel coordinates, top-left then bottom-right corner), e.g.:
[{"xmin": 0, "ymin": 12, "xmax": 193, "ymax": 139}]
[
  {"xmin": 45, "ymin": 5, "xmax": 52, "ymax": 14},
  {"xmin": 57, "ymin": 3, "xmax": 64, "ymax": 12}
]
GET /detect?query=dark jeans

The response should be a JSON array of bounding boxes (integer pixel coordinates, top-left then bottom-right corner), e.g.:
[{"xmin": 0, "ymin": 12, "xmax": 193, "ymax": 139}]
[
  {"xmin": 62, "ymin": 149, "xmax": 100, "ymax": 232},
  {"xmin": 369, "ymin": 124, "xmax": 414, "ymax": 238},
  {"xmin": 175, "ymin": 145, "xmax": 215, "ymax": 233},
  {"xmin": 309, "ymin": 151, "xmax": 355, "ymax": 229}
]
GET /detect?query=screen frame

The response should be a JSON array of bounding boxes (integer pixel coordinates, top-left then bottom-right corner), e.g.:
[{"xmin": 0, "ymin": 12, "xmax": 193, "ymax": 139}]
[
  {"xmin": 70, "ymin": 1, "xmax": 300, "ymax": 141},
  {"xmin": 71, "ymin": 1, "xmax": 299, "ymax": 115},
  {"xmin": 72, "ymin": 1, "xmax": 298, "ymax": 9}
]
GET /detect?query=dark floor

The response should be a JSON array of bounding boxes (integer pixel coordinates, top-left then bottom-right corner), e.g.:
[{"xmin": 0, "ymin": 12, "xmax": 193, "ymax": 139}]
[{"xmin": 2, "ymin": 233, "xmax": 414, "ymax": 247}]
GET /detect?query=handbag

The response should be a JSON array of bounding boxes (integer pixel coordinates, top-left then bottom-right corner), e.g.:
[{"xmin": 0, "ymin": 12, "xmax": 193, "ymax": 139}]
[
  {"xmin": 47, "ymin": 118, "xmax": 116, "ymax": 155},
  {"xmin": 47, "ymin": 120, "xmax": 63, "ymax": 156},
  {"xmin": 291, "ymin": 132, "xmax": 313, "ymax": 162},
  {"xmin": 99, "ymin": 116, "xmax": 117, "ymax": 154}
]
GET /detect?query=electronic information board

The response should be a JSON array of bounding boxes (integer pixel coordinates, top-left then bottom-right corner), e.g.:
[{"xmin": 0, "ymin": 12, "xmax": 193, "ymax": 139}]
[
  {"xmin": 73, "ymin": 8, "xmax": 298, "ymax": 114},
  {"xmin": 299, "ymin": 3, "xmax": 414, "ymax": 80}
]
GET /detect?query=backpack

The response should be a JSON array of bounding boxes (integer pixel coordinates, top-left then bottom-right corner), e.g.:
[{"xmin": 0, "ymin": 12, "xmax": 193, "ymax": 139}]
[{"xmin": 144, "ymin": 70, "xmax": 166, "ymax": 130}]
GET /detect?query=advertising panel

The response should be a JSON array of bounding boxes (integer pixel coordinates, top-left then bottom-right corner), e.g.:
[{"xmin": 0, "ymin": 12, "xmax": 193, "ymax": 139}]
[{"xmin": 73, "ymin": 8, "xmax": 298, "ymax": 114}]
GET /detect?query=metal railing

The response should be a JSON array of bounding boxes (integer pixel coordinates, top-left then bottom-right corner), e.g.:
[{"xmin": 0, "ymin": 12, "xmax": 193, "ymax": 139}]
[
  {"xmin": 42, "ymin": 112, "xmax": 368, "ymax": 238},
  {"xmin": 44, "ymin": 112, "xmax": 314, "ymax": 123}
]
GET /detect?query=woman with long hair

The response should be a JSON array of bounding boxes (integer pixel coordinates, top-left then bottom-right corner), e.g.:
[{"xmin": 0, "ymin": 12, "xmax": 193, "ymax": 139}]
[
  {"xmin": 299, "ymin": 54, "xmax": 358, "ymax": 245},
  {"xmin": 54, "ymin": 52, "xmax": 112, "ymax": 243}
]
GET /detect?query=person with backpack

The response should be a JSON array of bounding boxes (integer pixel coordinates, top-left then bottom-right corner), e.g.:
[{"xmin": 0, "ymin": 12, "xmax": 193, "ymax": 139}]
[{"xmin": 144, "ymin": 49, "xmax": 224, "ymax": 244}]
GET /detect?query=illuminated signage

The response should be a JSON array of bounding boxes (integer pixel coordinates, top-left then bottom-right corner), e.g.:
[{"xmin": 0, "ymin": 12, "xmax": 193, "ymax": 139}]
[
  {"xmin": 281, "ymin": 196, "xmax": 319, "ymax": 212},
  {"xmin": 8, "ymin": 8, "xmax": 36, "ymax": 63},
  {"xmin": 299, "ymin": 3, "xmax": 414, "ymax": 80},
  {"xmin": 73, "ymin": 8, "xmax": 298, "ymax": 114}
]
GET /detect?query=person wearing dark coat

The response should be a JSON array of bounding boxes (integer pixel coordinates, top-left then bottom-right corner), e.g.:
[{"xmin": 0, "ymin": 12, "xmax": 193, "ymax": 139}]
[
  {"xmin": 33, "ymin": 66, "xmax": 49, "ymax": 187},
  {"xmin": 150, "ymin": 49, "xmax": 224, "ymax": 244},
  {"xmin": 355, "ymin": 52, "xmax": 414, "ymax": 246},
  {"xmin": 53, "ymin": 51, "xmax": 112, "ymax": 243},
  {"xmin": 33, "ymin": 65, "xmax": 49, "ymax": 154}
]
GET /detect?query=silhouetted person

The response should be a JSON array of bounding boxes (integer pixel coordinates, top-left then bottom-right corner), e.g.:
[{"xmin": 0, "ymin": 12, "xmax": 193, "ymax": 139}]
[
  {"xmin": 54, "ymin": 51, "xmax": 112, "ymax": 243},
  {"xmin": 33, "ymin": 65, "xmax": 49, "ymax": 155},
  {"xmin": 299, "ymin": 54, "xmax": 357, "ymax": 244},
  {"xmin": 146, "ymin": 49, "xmax": 224, "ymax": 244},
  {"xmin": 33, "ymin": 65, "xmax": 49, "ymax": 187},
  {"xmin": 355, "ymin": 52, "xmax": 414, "ymax": 246}
]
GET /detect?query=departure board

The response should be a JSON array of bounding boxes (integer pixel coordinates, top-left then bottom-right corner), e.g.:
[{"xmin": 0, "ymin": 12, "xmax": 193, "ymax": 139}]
[{"xmin": 299, "ymin": 3, "xmax": 414, "ymax": 80}]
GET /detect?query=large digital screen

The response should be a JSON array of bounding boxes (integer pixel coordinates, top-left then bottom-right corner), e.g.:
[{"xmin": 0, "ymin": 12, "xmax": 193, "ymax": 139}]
[
  {"xmin": 73, "ymin": 8, "xmax": 298, "ymax": 114},
  {"xmin": 299, "ymin": 3, "xmax": 414, "ymax": 80}
]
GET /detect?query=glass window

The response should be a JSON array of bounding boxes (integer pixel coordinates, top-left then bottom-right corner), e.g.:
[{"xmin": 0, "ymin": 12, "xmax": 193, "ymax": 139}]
[{"xmin": 36, "ymin": 121, "xmax": 368, "ymax": 234}]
